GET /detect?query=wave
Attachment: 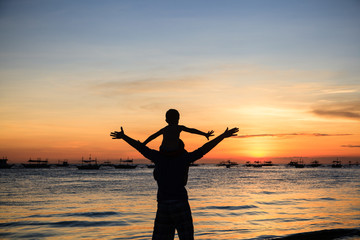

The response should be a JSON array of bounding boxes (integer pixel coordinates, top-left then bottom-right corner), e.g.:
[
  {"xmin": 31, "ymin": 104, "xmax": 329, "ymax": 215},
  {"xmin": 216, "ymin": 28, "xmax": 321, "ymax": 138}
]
[
  {"xmin": 0, "ymin": 220, "xmax": 128, "ymax": 228},
  {"xmin": 201, "ymin": 205, "xmax": 259, "ymax": 210},
  {"xmin": 28, "ymin": 211, "xmax": 119, "ymax": 218},
  {"xmin": 267, "ymin": 228, "xmax": 360, "ymax": 240}
]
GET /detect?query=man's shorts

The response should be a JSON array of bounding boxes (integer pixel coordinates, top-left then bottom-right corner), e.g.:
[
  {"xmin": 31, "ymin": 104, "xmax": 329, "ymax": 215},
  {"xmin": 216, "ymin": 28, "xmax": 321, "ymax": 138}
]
[{"xmin": 152, "ymin": 200, "xmax": 194, "ymax": 240}]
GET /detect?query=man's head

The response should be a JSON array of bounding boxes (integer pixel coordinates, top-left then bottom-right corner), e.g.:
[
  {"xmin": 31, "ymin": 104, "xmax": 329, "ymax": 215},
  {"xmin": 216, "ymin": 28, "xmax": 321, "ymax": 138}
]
[{"xmin": 165, "ymin": 109, "xmax": 180, "ymax": 125}]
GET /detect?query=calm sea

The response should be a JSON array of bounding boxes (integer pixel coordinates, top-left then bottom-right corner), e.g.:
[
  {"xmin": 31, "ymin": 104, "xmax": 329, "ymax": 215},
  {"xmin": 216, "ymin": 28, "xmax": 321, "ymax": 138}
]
[{"xmin": 1, "ymin": 164, "xmax": 359, "ymax": 240}]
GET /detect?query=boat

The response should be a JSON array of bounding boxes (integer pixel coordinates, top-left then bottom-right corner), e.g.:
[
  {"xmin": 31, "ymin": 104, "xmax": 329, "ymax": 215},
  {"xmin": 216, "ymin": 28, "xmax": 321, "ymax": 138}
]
[
  {"xmin": 56, "ymin": 160, "xmax": 69, "ymax": 167},
  {"xmin": 262, "ymin": 161, "xmax": 274, "ymax": 166},
  {"xmin": 0, "ymin": 157, "xmax": 13, "ymax": 169},
  {"xmin": 309, "ymin": 160, "xmax": 321, "ymax": 167},
  {"xmin": 114, "ymin": 158, "xmax": 137, "ymax": 169},
  {"xmin": 101, "ymin": 161, "xmax": 113, "ymax": 167},
  {"xmin": 77, "ymin": 156, "xmax": 100, "ymax": 170},
  {"xmin": 332, "ymin": 159, "xmax": 342, "ymax": 168},
  {"xmin": 147, "ymin": 164, "xmax": 155, "ymax": 168},
  {"xmin": 287, "ymin": 158, "xmax": 305, "ymax": 168},
  {"xmin": 22, "ymin": 158, "xmax": 50, "ymax": 168},
  {"xmin": 253, "ymin": 161, "xmax": 262, "ymax": 168},
  {"xmin": 287, "ymin": 160, "xmax": 298, "ymax": 167},
  {"xmin": 294, "ymin": 159, "xmax": 305, "ymax": 168},
  {"xmin": 348, "ymin": 161, "xmax": 359, "ymax": 167},
  {"xmin": 244, "ymin": 161, "xmax": 253, "ymax": 167},
  {"xmin": 217, "ymin": 160, "xmax": 238, "ymax": 168}
]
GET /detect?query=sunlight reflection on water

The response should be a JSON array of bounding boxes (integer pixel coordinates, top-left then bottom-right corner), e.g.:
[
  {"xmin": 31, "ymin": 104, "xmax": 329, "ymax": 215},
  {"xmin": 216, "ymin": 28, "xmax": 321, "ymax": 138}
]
[{"xmin": 0, "ymin": 165, "xmax": 359, "ymax": 239}]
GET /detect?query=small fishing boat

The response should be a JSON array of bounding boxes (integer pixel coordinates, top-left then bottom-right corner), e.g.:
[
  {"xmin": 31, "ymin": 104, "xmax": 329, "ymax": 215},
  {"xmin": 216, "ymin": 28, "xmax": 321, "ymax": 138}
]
[
  {"xmin": 244, "ymin": 161, "xmax": 253, "ymax": 167},
  {"xmin": 262, "ymin": 161, "xmax": 274, "ymax": 166},
  {"xmin": 287, "ymin": 160, "xmax": 298, "ymax": 167},
  {"xmin": 101, "ymin": 161, "xmax": 113, "ymax": 167},
  {"xmin": 253, "ymin": 161, "xmax": 262, "ymax": 168},
  {"xmin": 23, "ymin": 158, "xmax": 50, "ymax": 168},
  {"xmin": 77, "ymin": 156, "xmax": 100, "ymax": 170},
  {"xmin": 332, "ymin": 159, "xmax": 342, "ymax": 168},
  {"xmin": 295, "ymin": 159, "xmax": 305, "ymax": 168},
  {"xmin": 56, "ymin": 160, "xmax": 69, "ymax": 167},
  {"xmin": 114, "ymin": 159, "xmax": 137, "ymax": 169},
  {"xmin": 217, "ymin": 160, "xmax": 238, "ymax": 168},
  {"xmin": 309, "ymin": 160, "xmax": 321, "ymax": 167},
  {"xmin": 0, "ymin": 157, "xmax": 13, "ymax": 169}
]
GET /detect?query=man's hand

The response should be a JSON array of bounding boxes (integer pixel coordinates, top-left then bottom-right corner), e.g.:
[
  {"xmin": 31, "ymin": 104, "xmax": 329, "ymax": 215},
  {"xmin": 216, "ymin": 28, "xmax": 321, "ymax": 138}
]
[
  {"xmin": 110, "ymin": 127, "xmax": 125, "ymax": 139},
  {"xmin": 205, "ymin": 130, "xmax": 215, "ymax": 140},
  {"xmin": 222, "ymin": 127, "xmax": 239, "ymax": 138}
]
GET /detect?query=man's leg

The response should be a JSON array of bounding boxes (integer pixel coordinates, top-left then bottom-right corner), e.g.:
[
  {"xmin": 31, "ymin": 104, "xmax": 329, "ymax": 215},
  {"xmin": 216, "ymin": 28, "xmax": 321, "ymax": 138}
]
[
  {"xmin": 173, "ymin": 201, "xmax": 194, "ymax": 240},
  {"xmin": 152, "ymin": 203, "xmax": 176, "ymax": 240}
]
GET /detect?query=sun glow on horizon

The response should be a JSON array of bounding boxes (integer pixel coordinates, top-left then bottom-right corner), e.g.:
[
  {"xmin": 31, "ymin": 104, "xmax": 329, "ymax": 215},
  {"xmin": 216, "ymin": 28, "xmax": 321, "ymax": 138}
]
[{"xmin": 0, "ymin": 1, "xmax": 359, "ymax": 163}]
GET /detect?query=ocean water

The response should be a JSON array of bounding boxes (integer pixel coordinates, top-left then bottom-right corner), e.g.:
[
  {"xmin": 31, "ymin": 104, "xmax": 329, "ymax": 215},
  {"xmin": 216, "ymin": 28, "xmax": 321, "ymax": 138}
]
[{"xmin": 0, "ymin": 164, "xmax": 359, "ymax": 240}]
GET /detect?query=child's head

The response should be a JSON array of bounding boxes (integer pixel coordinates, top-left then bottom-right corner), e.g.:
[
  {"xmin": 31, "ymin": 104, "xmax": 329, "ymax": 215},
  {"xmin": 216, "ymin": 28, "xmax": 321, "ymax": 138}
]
[{"xmin": 166, "ymin": 109, "xmax": 180, "ymax": 125}]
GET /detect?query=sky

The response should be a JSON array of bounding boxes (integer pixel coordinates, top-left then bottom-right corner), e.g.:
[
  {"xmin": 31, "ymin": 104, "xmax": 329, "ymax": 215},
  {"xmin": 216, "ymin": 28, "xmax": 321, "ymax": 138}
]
[{"xmin": 0, "ymin": 0, "xmax": 359, "ymax": 164}]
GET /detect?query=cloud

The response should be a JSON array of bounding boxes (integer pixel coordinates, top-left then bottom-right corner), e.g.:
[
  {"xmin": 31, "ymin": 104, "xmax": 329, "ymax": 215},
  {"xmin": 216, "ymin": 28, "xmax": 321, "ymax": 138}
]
[
  {"xmin": 311, "ymin": 101, "xmax": 360, "ymax": 121},
  {"xmin": 91, "ymin": 77, "xmax": 210, "ymax": 96},
  {"xmin": 312, "ymin": 109, "xmax": 360, "ymax": 120},
  {"xmin": 321, "ymin": 89, "xmax": 358, "ymax": 94},
  {"xmin": 236, "ymin": 133, "xmax": 352, "ymax": 138},
  {"xmin": 341, "ymin": 145, "xmax": 360, "ymax": 148}
]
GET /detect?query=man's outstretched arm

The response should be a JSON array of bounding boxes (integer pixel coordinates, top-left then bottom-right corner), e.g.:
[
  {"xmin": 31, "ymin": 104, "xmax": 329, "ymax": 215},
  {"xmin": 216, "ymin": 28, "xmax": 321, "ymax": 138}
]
[
  {"xmin": 111, "ymin": 127, "xmax": 143, "ymax": 150},
  {"xmin": 199, "ymin": 127, "xmax": 239, "ymax": 156},
  {"xmin": 110, "ymin": 127, "xmax": 159, "ymax": 162}
]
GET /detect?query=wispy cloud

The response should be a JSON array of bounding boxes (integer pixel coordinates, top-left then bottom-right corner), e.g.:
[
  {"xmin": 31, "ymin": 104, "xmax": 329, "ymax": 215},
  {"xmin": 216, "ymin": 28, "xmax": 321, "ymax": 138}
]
[
  {"xmin": 312, "ymin": 109, "xmax": 360, "ymax": 120},
  {"xmin": 311, "ymin": 101, "xmax": 360, "ymax": 121},
  {"xmin": 321, "ymin": 89, "xmax": 358, "ymax": 94},
  {"xmin": 341, "ymin": 145, "xmax": 360, "ymax": 148},
  {"xmin": 91, "ymin": 77, "xmax": 209, "ymax": 96},
  {"xmin": 236, "ymin": 133, "xmax": 352, "ymax": 138}
]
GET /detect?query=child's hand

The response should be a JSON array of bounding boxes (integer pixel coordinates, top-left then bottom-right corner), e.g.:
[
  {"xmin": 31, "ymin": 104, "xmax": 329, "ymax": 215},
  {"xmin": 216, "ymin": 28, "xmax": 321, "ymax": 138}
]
[{"xmin": 205, "ymin": 130, "xmax": 214, "ymax": 140}]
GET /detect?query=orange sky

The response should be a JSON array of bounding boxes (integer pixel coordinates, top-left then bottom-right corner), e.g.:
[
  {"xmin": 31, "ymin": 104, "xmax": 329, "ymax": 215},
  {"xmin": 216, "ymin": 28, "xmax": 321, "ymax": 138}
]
[{"xmin": 0, "ymin": 1, "xmax": 359, "ymax": 164}]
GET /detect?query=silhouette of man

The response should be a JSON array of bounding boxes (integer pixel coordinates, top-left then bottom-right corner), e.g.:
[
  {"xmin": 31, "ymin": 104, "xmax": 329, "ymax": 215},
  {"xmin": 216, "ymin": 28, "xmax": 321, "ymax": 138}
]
[{"xmin": 110, "ymin": 127, "xmax": 238, "ymax": 240}]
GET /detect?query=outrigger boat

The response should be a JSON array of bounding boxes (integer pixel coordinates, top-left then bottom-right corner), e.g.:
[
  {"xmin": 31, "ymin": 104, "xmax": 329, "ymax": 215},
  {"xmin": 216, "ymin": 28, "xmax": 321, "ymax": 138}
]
[
  {"xmin": 101, "ymin": 161, "xmax": 113, "ymax": 167},
  {"xmin": 56, "ymin": 160, "xmax": 69, "ymax": 167},
  {"xmin": 262, "ymin": 161, "xmax": 274, "ymax": 166},
  {"xmin": 287, "ymin": 158, "xmax": 305, "ymax": 168},
  {"xmin": 309, "ymin": 160, "xmax": 321, "ymax": 167},
  {"xmin": 114, "ymin": 158, "xmax": 137, "ymax": 169},
  {"xmin": 0, "ymin": 157, "xmax": 13, "ymax": 169},
  {"xmin": 23, "ymin": 158, "xmax": 50, "ymax": 168},
  {"xmin": 332, "ymin": 159, "xmax": 342, "ymax": 168},
  {"xmin": 217, "ymin": 160, "xmax": 238, "ymax": 168},
  {"xmin": 244, "ymin": 161, "xmax": 253, "ymax": 167},
  {"xmin": 287, "ymin": 160, "xmax": 298, "ymax": 167},
  {"xmin": 77, "ymin": 156, "xmax": 100, "ymax": 170},
  {"xmin": 295, "ymin": 159, "xmax": 305, "ymax": 168},
  {"xmin": 253, "ymin": 161, "xmax": 262, "ymax": 168}
]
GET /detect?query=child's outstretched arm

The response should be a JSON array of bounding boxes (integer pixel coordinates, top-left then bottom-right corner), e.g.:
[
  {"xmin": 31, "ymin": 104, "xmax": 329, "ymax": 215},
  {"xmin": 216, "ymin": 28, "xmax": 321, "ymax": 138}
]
[
  {"xmin": 181, "ymin": 126, "xmax": 214, "ymax": 140},
  {"xmin": 143, "ymin": 129, "xmax": 163, "ymax": 145}
]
